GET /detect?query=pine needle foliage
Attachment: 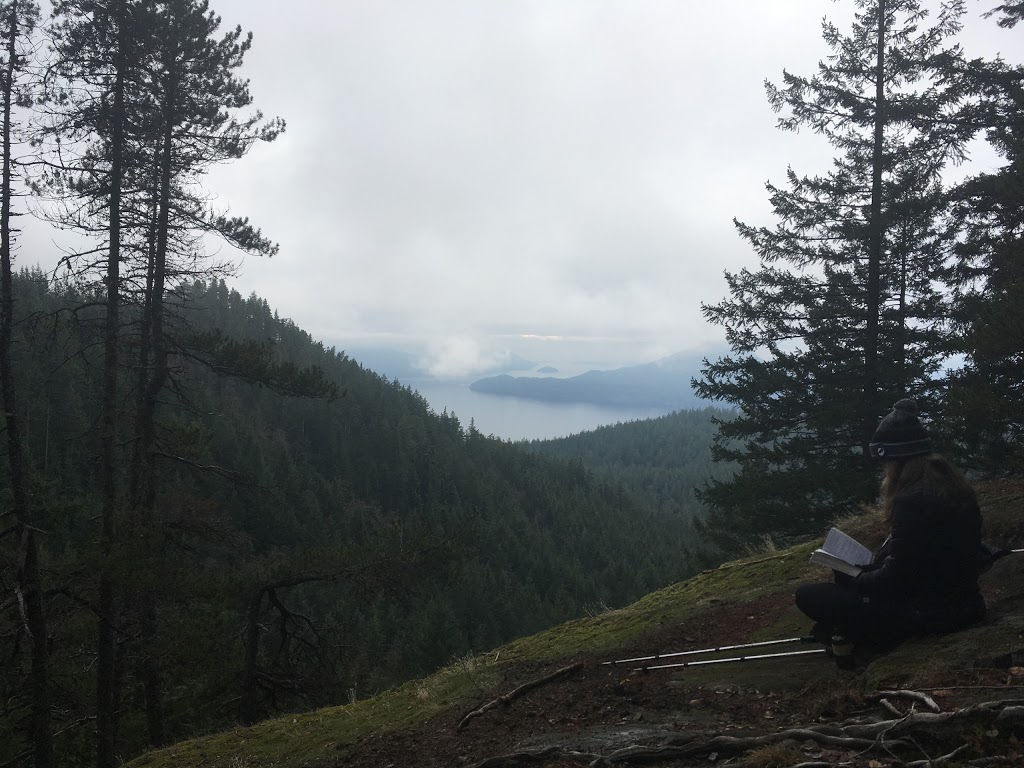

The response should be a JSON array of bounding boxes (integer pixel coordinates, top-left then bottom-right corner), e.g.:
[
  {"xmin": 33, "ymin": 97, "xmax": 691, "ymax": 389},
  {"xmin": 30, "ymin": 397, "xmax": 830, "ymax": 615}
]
[{"xmin": 693, "ymin": 0, "xmax": 981, "ymax": 546}]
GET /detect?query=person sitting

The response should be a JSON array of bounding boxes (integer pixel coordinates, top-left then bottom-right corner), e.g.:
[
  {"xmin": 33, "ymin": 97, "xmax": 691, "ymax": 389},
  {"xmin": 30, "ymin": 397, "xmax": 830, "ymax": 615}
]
[{"xmin": 795, "ymin": 399, "xmax": 986, "ymax": 656}]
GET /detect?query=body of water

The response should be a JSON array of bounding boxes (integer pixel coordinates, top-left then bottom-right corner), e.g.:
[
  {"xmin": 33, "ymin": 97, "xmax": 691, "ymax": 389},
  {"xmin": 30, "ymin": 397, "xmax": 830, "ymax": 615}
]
[{"xmin": 407, "ymin": 378, "xmax": 674, "ymax": 442}]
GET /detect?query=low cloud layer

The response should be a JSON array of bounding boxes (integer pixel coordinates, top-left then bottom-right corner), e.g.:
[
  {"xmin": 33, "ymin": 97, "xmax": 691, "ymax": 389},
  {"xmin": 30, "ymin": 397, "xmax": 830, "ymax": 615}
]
[{"xmin": 21, "ymin": 1, "xmax": 1014, "ymax": 376}]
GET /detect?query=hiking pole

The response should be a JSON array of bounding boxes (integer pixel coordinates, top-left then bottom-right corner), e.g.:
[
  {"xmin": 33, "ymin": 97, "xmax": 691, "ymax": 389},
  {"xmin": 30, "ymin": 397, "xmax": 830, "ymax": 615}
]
[
  {"xmin": 603, "ymin": 636, "xmax": 820, "ymax": 667},
  {"xmin": 635, "ymin": 647, "xmax": 828, "ymax": 672}
]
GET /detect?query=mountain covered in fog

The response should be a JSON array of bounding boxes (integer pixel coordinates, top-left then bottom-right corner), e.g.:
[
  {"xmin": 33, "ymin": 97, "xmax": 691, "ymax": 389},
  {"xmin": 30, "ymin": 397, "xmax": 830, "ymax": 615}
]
[{"xmin": 469, "ymin": 351, "xmax": 707, "ymax": 410}]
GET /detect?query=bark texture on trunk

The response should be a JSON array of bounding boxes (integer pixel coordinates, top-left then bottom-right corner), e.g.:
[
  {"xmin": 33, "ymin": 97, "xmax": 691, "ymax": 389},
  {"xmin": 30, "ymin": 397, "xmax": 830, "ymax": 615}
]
[{"xmin": 1, "ymin": 3, "xmax": 54, "ymax": 765}]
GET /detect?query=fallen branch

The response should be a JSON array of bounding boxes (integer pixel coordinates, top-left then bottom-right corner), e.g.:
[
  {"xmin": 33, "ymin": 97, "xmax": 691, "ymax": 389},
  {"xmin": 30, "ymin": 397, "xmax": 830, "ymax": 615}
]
[
  {"xmin": 457, "ymin": 662, "xmax": 583, "ymax": 732},
  {"xmin": 906, "ymin": 744, "xmax": 969, "ymax": 766},
  {"xmin": 871, "ymin": 689, "xmax": 941, "ymax": 713},
  {"xmin": 470, "ymin": 746, "xmax": 598, "ymax": 767},
  {"xmin": 701, "ymin": 552, "xmax": 793, "ymax": 574},
  {"xmin": 917, "ymin": 685, "xmax": 1024, "ymax": 692}
]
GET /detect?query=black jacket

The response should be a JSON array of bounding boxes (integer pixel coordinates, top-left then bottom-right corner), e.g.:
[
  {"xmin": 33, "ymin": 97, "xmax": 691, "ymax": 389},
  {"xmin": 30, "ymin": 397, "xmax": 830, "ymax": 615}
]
[{"xmin": 853, "ymin": 487, "xmax": 984, "ymax": 629}]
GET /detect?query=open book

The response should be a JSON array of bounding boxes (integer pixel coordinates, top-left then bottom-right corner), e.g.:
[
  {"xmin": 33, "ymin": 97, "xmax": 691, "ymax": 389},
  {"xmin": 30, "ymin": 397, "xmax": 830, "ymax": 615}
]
[{"xmin": 809, "ymin": 528, "xmax": 873, "ymax": 577}]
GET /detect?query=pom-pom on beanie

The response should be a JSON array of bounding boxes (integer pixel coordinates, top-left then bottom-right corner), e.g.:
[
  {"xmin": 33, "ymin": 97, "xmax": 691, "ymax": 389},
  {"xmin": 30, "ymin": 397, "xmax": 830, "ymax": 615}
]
[{"xmin": 869, "ymin": 398, "xmax": 933, "ymax": 460}]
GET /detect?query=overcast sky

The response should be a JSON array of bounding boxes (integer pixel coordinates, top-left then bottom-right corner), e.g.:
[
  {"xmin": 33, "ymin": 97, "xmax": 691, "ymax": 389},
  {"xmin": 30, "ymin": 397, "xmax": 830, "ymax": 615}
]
[{"xmin": 23, "ymin": 1, "xmax": 1021, "ymax": 378}]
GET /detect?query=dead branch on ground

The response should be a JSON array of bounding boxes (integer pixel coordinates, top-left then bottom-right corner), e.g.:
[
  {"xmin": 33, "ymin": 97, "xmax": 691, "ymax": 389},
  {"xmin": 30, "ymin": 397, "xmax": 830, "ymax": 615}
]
[
  {"xmin": 457, "ymin": 663, "xmax": 583, "ymax": 732},
  {"xmin": 701, "ymin": 552, "xmax": 793, "ymax": 574},
  {"xmin": 869, "ymin": 688, "xmax": 941, "ymax": 712},
  {"xmin": 466, "ymin": 696, "xmax": 1024, "ymax": 767}
]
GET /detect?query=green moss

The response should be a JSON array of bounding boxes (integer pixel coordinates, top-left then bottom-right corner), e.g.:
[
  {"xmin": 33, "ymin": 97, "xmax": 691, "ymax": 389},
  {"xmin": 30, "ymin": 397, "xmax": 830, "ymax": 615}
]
[
  {"xmin": 498, "ymin": 551, "xmax": 808, "ymax": 663},
  {"xmin": 128, "ymin": 659, "xmax": 500, "ymax": 768},
  {"xmin": 864, "ymin": 613, "xmax": 1024, "ymax": 690}
]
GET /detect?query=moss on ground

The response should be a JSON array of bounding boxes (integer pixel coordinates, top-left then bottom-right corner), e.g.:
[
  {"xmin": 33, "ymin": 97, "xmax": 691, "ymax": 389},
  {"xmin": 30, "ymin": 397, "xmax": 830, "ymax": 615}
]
[
  {"xmin": 498, "ymin": 549, "xmax": 812, "ymax": 664},
  {"xmin": 129, "ymin": 660, "xmax": 501, "ymax": 768}
]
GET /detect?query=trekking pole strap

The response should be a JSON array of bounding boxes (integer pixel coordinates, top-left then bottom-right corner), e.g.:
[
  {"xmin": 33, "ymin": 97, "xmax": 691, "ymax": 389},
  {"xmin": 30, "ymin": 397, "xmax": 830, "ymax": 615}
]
[{"xmin": 603, "ymin": 636, "xmax": 816, "ymax": 666}]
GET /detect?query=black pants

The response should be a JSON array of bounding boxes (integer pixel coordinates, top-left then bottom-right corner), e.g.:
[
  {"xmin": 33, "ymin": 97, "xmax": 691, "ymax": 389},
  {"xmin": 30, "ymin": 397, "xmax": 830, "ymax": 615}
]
[{"xmin": 795, "ymin": 582, "xmax": 909, "ymax": 647}]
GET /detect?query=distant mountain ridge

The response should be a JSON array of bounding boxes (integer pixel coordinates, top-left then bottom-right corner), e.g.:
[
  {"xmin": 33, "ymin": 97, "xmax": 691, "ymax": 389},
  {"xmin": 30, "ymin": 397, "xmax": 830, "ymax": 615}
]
[{"xmin": 469, "ymin": 351, "xmax": 708, "ymax": 410}]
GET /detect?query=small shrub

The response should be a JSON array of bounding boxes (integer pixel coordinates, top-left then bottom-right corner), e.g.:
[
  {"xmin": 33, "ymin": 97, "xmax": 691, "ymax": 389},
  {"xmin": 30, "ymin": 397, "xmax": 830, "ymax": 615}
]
[{"xmin": 743, "ymin": 533, "xmax": 778, "ymax": 556}]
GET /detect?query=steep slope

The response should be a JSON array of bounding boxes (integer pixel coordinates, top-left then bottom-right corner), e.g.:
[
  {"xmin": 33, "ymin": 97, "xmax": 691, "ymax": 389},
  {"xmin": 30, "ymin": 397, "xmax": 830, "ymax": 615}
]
[
  {"xmin": 128, "ymin": 478, "xmax": 1024, "ymax": 768},
  {"xmin": 1, "ymin": 275, "xmax": 714, "ymax": 763}
]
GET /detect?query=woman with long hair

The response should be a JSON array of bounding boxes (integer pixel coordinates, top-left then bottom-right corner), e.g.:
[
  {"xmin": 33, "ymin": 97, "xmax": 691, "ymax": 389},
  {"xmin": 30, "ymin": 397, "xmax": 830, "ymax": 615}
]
[{"xmin": 795, "ymin": 399, "xmax": 985, "ymax": 655}]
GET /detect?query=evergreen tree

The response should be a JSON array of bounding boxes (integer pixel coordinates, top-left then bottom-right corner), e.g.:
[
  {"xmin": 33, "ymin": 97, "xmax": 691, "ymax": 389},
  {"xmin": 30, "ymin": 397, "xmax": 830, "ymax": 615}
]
[
  {"xmin": 984, "ymin": 1, "xmax": 1024, "ymax": 27},
  {"xmin": 42, "ymin": 3, "xmax": 155, "ymax": 764},
  {"xmin": 126, "ymin": 1, "xmax": 281, "ymax": 744},
  {"xmin": 943, "ymin": 10, "xmax": 1024, "ymax": 472},
  {"xmin": 0, "ymin": 4, "xmax": 50, "ymax": 766},
  {"xmin": 693, "ymin": 0, "xmax": 978, "ymax": 544}
]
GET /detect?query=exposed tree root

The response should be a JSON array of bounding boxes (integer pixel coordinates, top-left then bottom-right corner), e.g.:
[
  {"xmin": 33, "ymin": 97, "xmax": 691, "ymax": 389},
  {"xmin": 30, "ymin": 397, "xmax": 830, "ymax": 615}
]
[
  {"xmin": 467, "ymin": 694, "xmax": 1024, "ymax": 768},
  {"xmin": 905, "ymin": 744, "xmax": 969, "ymax": 766}
]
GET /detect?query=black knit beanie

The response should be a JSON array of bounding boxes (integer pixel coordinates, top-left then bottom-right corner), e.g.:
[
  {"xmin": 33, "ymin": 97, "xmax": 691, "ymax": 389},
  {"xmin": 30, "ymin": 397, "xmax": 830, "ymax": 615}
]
[{"xmin": 869, "ymin": 398, "xmax": 933, "ymax": 460}]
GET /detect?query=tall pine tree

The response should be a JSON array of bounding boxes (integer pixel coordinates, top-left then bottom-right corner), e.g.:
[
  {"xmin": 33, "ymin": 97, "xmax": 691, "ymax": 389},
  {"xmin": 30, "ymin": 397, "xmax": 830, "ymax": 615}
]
[
  {"xmin": 43, "ymin": 3, "xmax": 156, "ymax": 764},
  {"xmin": 0, "ymin": 4, "xmax": 50, "ymax": 766},
  {"xmin": 694, "ymin": 0, "xmax": 978, "ymax": 545},
  {"xmin": 943, "ymin": 6, "xmax": 1024, "ymax": 473},
  {"xmin": 127, "ymin": 0, "xmax": 282, "ymax": 745}
]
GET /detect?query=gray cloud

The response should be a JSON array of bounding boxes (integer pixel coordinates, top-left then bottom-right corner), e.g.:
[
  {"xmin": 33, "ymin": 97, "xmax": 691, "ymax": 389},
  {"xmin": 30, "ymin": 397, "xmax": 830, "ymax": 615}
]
[{"xmin": 22, "ymin": 1, "xmax": 1016, "ymax": 377}]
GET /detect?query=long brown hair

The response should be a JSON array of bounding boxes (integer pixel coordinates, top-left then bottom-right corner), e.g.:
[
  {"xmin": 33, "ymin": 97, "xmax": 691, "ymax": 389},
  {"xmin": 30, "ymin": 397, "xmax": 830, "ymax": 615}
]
[{"xmin": 879, "ymin": 452, "xmax": 977, "ymax": 523}]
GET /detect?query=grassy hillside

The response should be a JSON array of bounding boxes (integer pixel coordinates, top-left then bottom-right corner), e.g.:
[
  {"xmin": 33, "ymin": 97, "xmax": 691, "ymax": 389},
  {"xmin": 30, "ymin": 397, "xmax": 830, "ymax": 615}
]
[{"xmin": 128, "ymin": 477, "xmax": 1024, "ymax": 768}]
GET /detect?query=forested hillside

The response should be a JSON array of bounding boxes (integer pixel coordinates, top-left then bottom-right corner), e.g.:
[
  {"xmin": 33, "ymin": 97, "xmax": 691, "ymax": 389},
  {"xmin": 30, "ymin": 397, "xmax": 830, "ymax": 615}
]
[
  {"xmin": 0, "ymin": 272, "xmax": 709, "ymax": 766},
  {"xmin": 528, "ymin": 409, "xmax": 736, "ymax": 561}
]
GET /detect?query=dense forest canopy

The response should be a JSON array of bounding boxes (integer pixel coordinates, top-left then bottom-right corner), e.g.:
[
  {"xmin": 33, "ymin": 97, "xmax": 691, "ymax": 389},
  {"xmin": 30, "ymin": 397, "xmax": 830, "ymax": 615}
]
[
  {"xmin": 0, "ymin": 269, "xmax": 715, "ymax": 766},
  {"xmin": 528, "ymin": 408, "xmax": 735, "ymax": 555}
]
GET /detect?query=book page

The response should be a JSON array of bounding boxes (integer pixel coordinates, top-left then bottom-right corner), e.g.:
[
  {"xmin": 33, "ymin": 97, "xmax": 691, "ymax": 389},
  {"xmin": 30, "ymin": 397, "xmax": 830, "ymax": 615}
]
[
  {"xmin": 809, "ymin": 549, "xmax": 863, "ymax": 577},
  {"xmin": 821, "ymin": 527, "xmax": 873, "ymax": 566}
]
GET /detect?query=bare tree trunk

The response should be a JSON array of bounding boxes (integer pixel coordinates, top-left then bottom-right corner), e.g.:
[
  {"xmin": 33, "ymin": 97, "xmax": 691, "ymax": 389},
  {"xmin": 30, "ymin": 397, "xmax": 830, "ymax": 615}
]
[
  {"xmin": 97, "ymin": 10, "xmax": 128, "ymax": 765},
  {"xmin": 130, "ymin": 59, "xmax": 178, "ymax": 750},
  {"xmin": 863, "ymin": 0, "xmax": 887, "ymax": 457},
  {"xmin": 0, "ymin": 2, "xmax": 53, "ymax": 765},
  {"xmin": 239, "ymin": 588, "xmax": 266, "ymax": 727}
]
